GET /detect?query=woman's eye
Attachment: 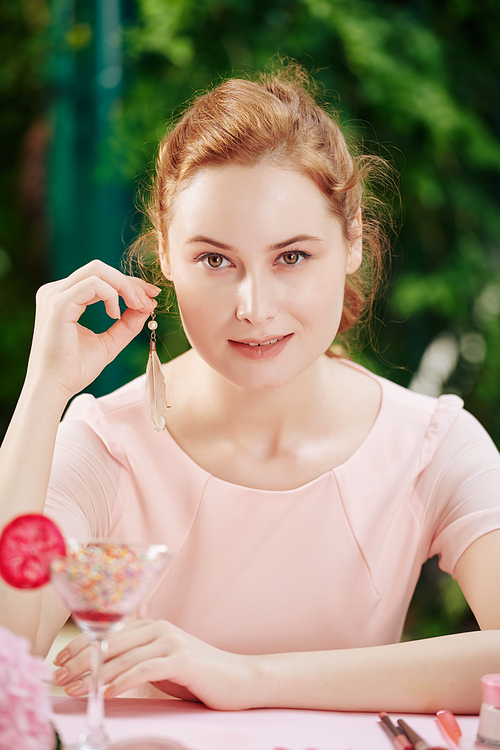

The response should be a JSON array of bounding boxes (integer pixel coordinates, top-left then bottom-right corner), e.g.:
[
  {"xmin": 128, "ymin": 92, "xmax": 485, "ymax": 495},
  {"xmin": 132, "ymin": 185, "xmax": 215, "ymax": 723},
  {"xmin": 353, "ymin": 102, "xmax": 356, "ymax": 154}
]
[
  {"xmin": 279, "ymin": 251, "xmax": 308, "ymax": 265},
  {"xmin": 199, "ymin": 254, "xmax": 231, "ymax": 269}
]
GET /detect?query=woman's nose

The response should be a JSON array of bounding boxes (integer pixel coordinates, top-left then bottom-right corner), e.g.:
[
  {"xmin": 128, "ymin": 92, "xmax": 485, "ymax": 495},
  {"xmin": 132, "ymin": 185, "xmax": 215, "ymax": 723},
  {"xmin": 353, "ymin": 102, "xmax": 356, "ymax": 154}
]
[{"xmin": 235, "ymin": 273, "xmax": 278, "ymax": 324}]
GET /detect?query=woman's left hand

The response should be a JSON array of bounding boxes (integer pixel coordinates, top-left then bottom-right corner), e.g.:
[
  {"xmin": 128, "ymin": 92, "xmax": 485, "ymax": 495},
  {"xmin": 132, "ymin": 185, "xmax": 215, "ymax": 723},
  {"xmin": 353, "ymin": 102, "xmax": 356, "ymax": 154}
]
[{"xmin": 52, "ymin": 619, "xmax": 259, "ymax": 710}]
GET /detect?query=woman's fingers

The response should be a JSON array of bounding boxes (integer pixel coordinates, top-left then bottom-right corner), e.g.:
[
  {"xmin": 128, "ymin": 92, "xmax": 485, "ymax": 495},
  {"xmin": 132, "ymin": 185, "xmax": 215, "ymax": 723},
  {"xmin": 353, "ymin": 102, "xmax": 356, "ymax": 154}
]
[
  {"xmin": 30, "ymin": 261, "xmax": 162, "ymax": 396},
  {"xmin": 53, "ymin": 620, "xmax": 183, "ymax": 693},
  {"xmin": 63, "ymin": 652, "xmax": 201, "ymax": 702},
  {"xmin": 82, "ymin": 305, "xmax": 153, "ymax": 367},
  {"xmin": 52, "ymin": 619, "xmax": 255, "ymax": 710},
  {"xmin": 53, "ymin": 620, "xmax": 160, "ymax": 685},
  {"xmin": 102, "ymin": 658, "xmax": 201, "ymax": 701},
  {"xmin": 35, "ymin": 261, "xmax": 161, "ymax": 338},
  {"xmin": 53, "ymin": 630, "xmax": 92, "ymax": 667},
  {"xmin": 54, "ymin": 618, "xmax": 148, "ymax": 667},
  {"xmin": 49, "ymin": 260, "xmax": 161, "ymax": 310},
  {"xmin": 64, "ymin": 644, "xmax": 173, "ymax": 697},
  {"xmin": 43, "ymin": 272, "xmax": 158, "ymax": 325}
]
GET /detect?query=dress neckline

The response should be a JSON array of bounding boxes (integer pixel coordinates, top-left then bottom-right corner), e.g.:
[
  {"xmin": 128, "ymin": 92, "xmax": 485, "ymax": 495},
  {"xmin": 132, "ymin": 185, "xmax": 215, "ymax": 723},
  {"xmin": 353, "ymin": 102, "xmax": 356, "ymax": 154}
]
[{"xmin": 159, "ymin": 358, "xmax": 386, "ymax": 494}]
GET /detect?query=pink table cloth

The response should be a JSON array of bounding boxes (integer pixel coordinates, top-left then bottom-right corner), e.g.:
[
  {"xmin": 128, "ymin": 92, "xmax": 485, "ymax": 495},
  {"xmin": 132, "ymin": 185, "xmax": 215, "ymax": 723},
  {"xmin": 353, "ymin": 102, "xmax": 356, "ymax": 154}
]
[{"xmin": 51, "ymin": 697, "xmax": 480, "ymax": 750}]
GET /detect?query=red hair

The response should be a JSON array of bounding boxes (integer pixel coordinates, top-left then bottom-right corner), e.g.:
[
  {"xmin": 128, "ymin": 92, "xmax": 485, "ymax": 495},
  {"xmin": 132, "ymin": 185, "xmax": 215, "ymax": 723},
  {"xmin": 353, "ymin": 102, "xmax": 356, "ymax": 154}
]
[{"xmin": 128, "ymin": 65, "xmax": 392, "ymax": 345}]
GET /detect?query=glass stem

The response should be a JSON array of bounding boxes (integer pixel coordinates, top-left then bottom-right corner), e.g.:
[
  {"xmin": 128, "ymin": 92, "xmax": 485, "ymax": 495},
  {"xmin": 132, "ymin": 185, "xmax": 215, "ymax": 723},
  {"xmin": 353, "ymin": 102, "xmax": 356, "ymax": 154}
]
[{"xmin": 80, "ymin": 635, "xmax": 110, "ymax": 750}]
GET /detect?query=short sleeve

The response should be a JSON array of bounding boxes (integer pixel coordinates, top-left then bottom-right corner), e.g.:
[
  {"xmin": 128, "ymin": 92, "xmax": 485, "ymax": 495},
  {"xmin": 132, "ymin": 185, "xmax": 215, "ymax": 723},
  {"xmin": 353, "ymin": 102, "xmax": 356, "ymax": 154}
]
[
  {"xmin": 45, "ymin": 394, "xmax": 124, "ymax": 541},
  {"xmin": 417, "ymin": 407, "xmax": 500, "ymax": 575}
]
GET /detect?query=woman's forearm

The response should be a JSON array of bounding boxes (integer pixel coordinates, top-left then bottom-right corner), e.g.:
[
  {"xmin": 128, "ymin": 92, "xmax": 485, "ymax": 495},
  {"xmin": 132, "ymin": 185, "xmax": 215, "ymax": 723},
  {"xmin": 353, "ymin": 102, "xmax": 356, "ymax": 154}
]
[
  {"xmin": 0, "ymin": 376, "xmax": 69, "ymax": 643},
  {"xmin": 53, "ymin": 618, "xmax": 499, "ymax": 712},
  {"xmin": 0, "ymin": 377, "xmax": 68, "ymax": 525},
  {"xmin": 251, "ymin": 630, "xmax": 500, "ymax": 713},
  {"xmin": 0, "ymin": 265, "xmax": 158, "ymax": 650}
]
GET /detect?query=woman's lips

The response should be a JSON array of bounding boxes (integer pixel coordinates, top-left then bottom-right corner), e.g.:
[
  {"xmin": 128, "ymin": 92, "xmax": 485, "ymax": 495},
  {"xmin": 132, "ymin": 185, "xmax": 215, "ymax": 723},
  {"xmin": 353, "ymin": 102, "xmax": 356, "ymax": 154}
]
[{"xmin": 228, "ymin": 333, "xmax": 293, "ymax": 360}]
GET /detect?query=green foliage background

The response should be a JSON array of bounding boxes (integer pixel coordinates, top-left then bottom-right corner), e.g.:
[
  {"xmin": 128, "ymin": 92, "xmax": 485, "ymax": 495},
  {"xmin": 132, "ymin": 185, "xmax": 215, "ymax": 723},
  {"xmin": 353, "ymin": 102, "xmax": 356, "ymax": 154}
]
[{"xmin": 1, "ymin": 0, "xmax": 499, "ymax": 639}]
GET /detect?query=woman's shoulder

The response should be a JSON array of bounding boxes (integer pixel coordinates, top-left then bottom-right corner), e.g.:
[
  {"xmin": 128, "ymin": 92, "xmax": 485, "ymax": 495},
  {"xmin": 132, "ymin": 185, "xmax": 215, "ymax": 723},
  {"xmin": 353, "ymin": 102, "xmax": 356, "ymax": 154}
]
[
  {"xmin": 62, "ymin": 375, "xmax": 150, "ymax": 437},
  {"xmin": 337, "ymin": 358, "xmax": 467, "ymax": 469},
  {"xmin": 342, "ymin": 358, "xmax": 464, "ymax": 419}
]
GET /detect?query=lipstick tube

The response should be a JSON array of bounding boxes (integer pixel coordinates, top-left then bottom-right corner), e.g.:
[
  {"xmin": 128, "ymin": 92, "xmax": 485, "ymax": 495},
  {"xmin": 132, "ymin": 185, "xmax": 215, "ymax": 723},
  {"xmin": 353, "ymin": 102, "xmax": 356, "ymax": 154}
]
[{"xmin": 379, "ymin": 712, "xmax": 414, "ymax": 750}]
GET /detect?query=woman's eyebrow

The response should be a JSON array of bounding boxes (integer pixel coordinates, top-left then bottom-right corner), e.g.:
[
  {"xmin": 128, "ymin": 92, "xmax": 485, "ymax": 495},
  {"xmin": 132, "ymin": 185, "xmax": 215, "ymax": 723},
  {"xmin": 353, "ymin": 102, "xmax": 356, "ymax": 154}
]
[
  {"xmin": 186, "ymin": 235, "xmax": 231, "ymax": 250},
  {"xmin": 270, "ymin": 235, "xmax": 322, "ymax": 250},
  {"xmin": 186, "ymin": 234, "xmax": 322, "ymax": 251}
]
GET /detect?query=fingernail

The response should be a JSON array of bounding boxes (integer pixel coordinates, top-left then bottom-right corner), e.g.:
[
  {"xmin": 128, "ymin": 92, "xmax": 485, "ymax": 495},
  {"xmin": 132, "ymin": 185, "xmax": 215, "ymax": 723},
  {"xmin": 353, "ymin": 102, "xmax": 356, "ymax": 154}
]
[
  {"xmin": 53, "ymin": 667, "xmax": 70, "ymax": 685},
  {"xmin": 54, "ymin": 649, "xmax": 70, "ymax": 666},
  {"xmin": 138, "ymin": 296, "xmax": 155, "ymax": 312},
  {"xmin": 104, "ymin": 683, "xmax": 115, "ymax": 698},
  {"xmin": 66, "ymin": 680, "xmax": 84, "ymax": 696}
]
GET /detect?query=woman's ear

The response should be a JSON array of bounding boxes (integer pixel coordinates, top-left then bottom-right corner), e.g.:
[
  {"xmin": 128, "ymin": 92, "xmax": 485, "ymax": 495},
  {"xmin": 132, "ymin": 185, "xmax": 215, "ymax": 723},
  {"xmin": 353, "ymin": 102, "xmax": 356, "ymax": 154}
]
[
  {"xmin": 346, "ymin": 210, "xmax": 362, "ymax": 275},
  {"xmin": 158, "ymin": 231, "xmax": 173, "ymax": 281}
]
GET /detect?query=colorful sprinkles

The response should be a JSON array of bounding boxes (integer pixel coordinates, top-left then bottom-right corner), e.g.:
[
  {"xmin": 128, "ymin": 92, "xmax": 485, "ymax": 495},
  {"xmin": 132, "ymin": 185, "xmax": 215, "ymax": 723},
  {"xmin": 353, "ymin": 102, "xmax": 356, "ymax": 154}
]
[{"xmin": 50, "ymin": 543, "xmax": 163, "ymax": 618}]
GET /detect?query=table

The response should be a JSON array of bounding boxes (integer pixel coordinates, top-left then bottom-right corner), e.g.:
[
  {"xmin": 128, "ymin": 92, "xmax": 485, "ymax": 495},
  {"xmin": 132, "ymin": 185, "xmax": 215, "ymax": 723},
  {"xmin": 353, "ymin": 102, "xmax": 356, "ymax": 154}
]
[{"xmin": 51, "ymin": 697, "xmax": 480, "ymax": 750}]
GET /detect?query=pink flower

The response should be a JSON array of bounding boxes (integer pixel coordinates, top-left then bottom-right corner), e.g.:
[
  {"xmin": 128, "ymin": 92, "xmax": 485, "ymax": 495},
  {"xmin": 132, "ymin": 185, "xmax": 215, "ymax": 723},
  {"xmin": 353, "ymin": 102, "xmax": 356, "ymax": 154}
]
[{"xmin": 0, "ymin": 625, "xmax": 56, "ymax": 750}]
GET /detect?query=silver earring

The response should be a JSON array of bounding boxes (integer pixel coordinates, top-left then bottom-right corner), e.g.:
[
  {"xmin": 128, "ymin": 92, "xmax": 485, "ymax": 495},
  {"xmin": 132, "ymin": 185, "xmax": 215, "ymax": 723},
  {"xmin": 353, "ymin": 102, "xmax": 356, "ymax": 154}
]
[{"xmin": 145, "ymin": 312, "xmax": 169, "ymax": 430}]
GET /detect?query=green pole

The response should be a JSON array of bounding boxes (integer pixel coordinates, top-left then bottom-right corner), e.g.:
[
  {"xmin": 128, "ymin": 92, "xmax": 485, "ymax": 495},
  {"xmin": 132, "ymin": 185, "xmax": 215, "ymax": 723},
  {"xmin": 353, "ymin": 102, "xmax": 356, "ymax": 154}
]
[{"xmin": 48, "ymin": 0, "xmax": 134, "ymax": 397}]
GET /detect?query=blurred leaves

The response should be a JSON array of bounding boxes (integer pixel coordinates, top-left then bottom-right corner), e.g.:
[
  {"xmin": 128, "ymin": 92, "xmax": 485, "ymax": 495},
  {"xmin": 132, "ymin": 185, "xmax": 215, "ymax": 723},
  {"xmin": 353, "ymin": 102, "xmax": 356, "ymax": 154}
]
[
  {"xmin": 0, "ymin": 0, "xmax": 51, "ymax": 434},
  {"xmin": 403, "ymin": 556, "xmax": 477, "ymax": 640}
]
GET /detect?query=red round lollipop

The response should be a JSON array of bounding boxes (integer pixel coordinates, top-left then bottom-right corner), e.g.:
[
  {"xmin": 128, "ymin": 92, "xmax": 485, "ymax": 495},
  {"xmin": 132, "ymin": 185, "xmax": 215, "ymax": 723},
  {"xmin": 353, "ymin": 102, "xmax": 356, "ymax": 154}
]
[{"xmin": 0, "ymin": 514, "xmax": 66, "ymax": 589}]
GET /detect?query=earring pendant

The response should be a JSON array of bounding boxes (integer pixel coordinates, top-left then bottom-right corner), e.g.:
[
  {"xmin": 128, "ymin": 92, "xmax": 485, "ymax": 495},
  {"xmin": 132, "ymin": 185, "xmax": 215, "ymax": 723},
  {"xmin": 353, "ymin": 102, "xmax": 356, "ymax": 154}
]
[{"xmin": 145, "ymin": 312, "xmax": 169, "ymax": 430}]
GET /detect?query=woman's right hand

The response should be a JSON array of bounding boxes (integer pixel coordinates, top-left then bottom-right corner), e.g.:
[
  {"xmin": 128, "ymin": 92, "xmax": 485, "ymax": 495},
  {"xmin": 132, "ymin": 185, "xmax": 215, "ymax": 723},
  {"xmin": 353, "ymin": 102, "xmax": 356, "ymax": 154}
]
[{"xmin": 27, "ymin": 260, "xmax": 161, "ymax": 401}]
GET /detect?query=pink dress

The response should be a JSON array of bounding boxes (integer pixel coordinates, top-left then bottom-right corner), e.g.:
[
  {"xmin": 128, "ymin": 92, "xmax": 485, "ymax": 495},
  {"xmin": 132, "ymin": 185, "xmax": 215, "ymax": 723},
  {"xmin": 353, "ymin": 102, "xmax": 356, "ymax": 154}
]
[{"xmin": 46, "ymin": 361, "xmax": 500, "ymax": 654}]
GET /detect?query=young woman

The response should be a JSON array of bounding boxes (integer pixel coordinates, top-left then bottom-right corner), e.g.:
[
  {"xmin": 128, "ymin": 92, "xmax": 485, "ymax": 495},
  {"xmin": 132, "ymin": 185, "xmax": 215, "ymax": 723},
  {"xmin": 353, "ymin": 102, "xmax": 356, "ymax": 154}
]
[{"xmin": 1, "ymin": 67, "xmax": 500, "ymax": 713}]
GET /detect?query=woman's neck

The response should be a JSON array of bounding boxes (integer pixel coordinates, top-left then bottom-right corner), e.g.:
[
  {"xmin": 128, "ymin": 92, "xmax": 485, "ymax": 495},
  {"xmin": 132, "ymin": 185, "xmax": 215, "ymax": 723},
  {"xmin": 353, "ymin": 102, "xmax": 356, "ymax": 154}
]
[
  {"xmin": 167, "ymin": 349, "xmax": 340, "ymax": 453},
  {"xmin": 163, "ymin": 349, "xmax": 381, "ymax": 490}
]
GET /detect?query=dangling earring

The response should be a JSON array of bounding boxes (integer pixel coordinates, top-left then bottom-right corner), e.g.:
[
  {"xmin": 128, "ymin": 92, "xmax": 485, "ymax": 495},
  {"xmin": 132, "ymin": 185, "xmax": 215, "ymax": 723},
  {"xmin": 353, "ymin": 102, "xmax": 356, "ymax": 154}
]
[{"xmin": 145, "ymin": 311, "xmax": 169, "ymax": 430}]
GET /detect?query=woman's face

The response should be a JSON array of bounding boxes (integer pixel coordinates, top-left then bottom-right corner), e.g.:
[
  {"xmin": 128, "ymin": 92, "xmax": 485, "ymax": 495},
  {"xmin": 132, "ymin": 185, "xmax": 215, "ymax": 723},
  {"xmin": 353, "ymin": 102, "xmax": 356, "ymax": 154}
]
[{"xmin": 163, "ymin": 163, "xmax": 361, "ymax": 390}]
